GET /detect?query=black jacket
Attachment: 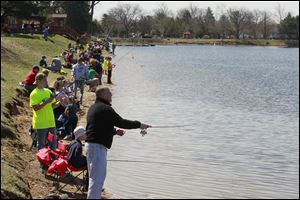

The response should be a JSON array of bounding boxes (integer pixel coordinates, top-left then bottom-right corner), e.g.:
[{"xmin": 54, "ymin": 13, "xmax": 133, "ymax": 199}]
[
  {"xmin": 66, "ymin": 139, "xmax": 86, "ymax": 168},
  {"xmin": 85, "ymin": 98, "xmax": 141, "ymax": 149}
]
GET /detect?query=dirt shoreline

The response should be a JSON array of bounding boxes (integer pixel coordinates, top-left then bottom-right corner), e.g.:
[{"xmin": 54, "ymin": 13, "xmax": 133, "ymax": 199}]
[
  {"xmin": 25, "ymin": 81, "xmax": 119, "ymax": 199},
  {"xmin": 114, "ymin": 38, "xmax": 299, "ymax": 47}
]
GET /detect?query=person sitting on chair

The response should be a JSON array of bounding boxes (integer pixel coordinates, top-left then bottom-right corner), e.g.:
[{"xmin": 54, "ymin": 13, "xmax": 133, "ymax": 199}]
[{"xmin": 66, "ymin": 126, "xmax": 87, "ymax": 169}]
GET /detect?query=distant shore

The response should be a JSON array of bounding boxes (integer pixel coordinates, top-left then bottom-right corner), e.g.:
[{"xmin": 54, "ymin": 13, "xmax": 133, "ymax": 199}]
[{"xmin": 113, "ymin": 38, "xmax": 299, "ymax": 48}]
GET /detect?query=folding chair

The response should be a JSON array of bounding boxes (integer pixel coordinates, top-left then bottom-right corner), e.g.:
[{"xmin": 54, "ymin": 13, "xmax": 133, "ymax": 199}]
[
  {"xmin": 48, "ymin": 141, "xmax": 88, "ymax": 193},
  {"xmin": 59, "ymin": 164, "xmax": 88, "ymax": 193}
]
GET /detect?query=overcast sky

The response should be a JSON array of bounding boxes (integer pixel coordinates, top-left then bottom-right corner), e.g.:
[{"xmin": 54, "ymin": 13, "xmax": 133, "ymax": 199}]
[{"xmin": 94, "ymin": 1, "xmax": 299, "ymax": 21}]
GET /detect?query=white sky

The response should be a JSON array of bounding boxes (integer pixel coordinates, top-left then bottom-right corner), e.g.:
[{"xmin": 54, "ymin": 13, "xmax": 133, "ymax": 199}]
[{"xmin": 94, "ymin": 1, "xmax": 299, "ymax": 21}]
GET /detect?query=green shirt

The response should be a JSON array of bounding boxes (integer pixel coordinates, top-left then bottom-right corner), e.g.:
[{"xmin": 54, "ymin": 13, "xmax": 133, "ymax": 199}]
[
  {"xmin": 88, "ymin": 69, "xmax": 97, "ymax": 80},
  {"xmin": 102, "ymin": 60, "xmax": 109, "ymax": 71},
  {"xmin": 30, "ymin": 88, "xmax": 56, "ymax": 129}
]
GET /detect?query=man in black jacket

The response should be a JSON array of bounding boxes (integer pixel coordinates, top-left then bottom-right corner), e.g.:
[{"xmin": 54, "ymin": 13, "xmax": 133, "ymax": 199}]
[{"xmin": 85, "ymin": 86, "xmax": 151, "ymax": 199}]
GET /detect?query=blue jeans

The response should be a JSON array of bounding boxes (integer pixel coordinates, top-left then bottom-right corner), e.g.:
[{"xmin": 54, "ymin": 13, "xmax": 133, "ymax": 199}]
[
  {"xmin": 43, "ymin": 33, "xmax": 48, "ymax": 41},
  {"xmin": 74, "ymin": 80, "xmax": 85, "ymax": 103},
  {"xmin": 86, "ymin": 143, "xmax": 107, "ymax": 199},
  {"xmin": 35, "ymin": 128, "xmax": 57, "ymax": 150}
]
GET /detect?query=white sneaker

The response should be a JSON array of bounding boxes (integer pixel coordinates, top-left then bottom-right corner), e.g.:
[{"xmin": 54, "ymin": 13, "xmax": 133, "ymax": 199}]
[{"xmin": 63, "ymin": 135, "xmax": 73, "ymax": 140}]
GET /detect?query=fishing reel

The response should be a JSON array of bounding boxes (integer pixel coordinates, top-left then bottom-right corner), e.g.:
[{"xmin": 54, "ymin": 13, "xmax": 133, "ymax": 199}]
[{"xmin": 140, "ymin": 129, "xmax": 148, "ymax": 136}]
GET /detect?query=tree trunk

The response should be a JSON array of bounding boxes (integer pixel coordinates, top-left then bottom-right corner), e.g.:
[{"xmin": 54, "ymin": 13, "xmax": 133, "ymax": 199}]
[
  {"xmin": 125, "ymin": 27, "xmax": 129, "ymax": 38},
  {"xmin": 90, "ymin": 1, "xmax": 95, "ymax": 34},
  {"xmin": 263, "ymin": 20, "xmax": 267, "ymax": 39},
  {"xmin": 236, "ymin": 26, "xmax": 240, "ymax": 39}
]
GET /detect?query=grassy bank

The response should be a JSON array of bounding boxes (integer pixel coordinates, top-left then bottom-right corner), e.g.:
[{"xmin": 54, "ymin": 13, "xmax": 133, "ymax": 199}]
[
  {"xmin": 1, "ymin": 34, "xmax": 73, "ymax": 198},
  {"xmin": 114, "ymin": 38, "xmax": 297, "ymax": 47}
]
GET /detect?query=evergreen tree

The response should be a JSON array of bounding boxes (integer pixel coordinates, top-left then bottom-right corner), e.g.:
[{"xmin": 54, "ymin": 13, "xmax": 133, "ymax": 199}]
[
  {"xmin": 204, "ymin": 7, "xmax": 216, "ymax": 37},
  {"xmin": 64, "ymin": 1, "xmax": 91, "ymax": 34},
  {"xmin": 1, "ymin": 1, "xmax": 39, "ymax": 23},
  {"xmin": 279, "ymin": 13, "xmax": 298, "ymax": 40}
]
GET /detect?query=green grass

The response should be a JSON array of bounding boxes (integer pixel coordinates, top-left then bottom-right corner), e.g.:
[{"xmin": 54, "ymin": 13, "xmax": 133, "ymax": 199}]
[
  {"xmin": 1, "ymin": 34, "xmax": 73, "ymax": 122},
  {"xmin": 1, "ymin": 33, "xmax": 74, "ymax": 198}
]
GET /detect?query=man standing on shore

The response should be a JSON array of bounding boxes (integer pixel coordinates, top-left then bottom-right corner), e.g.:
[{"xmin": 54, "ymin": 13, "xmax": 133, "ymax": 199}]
[
  {"xmin": 112, "ymin": 41, "xmax": 116, "ymax": 55},
  {"xmin": 72, "ymin": 57, "xmax": 89, "ymax": 104},
  {"xmin": 85, "ymin": 86, "xmax": 151, "ymax": 199}
]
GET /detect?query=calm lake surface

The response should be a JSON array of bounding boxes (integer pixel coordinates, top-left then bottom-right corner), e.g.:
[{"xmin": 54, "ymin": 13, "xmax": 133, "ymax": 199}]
[{"xmin": 104, "ymin": 45, "xmax": 299, "ymax": 199}]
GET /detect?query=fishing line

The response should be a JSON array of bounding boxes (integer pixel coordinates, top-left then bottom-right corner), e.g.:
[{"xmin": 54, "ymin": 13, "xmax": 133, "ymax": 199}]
[
  {"xmin": 140, "ymin": 124, "xmax": 194, "ymax": 136},
  {"xmin": 107, "ymin": 159, "xmax": 190, "ymax": 168},
  {"xmin": 113, "ymin": 45, "xmax": 137, "ymax": 65}
]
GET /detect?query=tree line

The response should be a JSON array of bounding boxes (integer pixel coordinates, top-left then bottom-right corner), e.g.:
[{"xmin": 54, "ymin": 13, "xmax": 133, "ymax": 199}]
[
  {"xmin": 99, "ymin": 2, "xmax": 299, "ymax": 40},
  {"xmin": 1, "ymin": 1, "xmax": 299, "ymax": 40}
]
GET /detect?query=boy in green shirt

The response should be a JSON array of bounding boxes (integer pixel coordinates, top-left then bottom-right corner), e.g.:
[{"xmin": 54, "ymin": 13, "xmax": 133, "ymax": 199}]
[
  {"xmin": 30, "ymin": 73, "xmax": 61, "ymax": 150},
  {"xmin": 86, "ymin": 66, "xmax": 99, "ymax": 92}
]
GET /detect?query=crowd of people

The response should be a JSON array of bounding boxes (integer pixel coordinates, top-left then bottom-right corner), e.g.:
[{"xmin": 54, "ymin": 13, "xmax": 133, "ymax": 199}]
[
  {"xmin": 21, "ymin": 40, "xmax": 117, "ymax": 142},
  {"xmin": 19, "ymin": 38, "xmax": 151, "ymax": 199}
]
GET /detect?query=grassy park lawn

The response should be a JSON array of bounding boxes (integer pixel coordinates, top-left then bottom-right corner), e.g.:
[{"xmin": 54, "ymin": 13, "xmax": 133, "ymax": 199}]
[{"xmin": 1, "ymin": 33, "xmax": 73, "ymax": 198}]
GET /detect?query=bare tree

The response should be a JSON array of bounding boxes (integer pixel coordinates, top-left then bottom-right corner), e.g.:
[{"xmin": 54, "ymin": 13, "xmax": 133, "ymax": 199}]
[
  {"xmin": 274, "ymin": 3, "xmax": 287, "ymax": 23},
  {"xmin": 228, "ymin": 8, "xmax": 248, "ymax": 39},
  {"xmin": 154, "ymin": 2, "xmax": 173, "ymax": 17},
  {"xmin": 153, "ymin": 3, "xmax": 172, "ymax": 37},
  {"xmin": 109, "ymin": 3, "xmax": 142, "ymax": 38},
  {"xmin": 137, "ymin": 15, "xmax": 154, "ymax": 36},
  {"xmin": 101, "ymin": 13, "xmax": 117, "ymax": 37},
  {"xmin": 259, "ymin": 11, "xmax": 274, "ymax": 39},
  {"xmin": 188, "ymin": 3, "xmax": 200, "ymax": 37},
  {"xmin": 243, "ymin": 10, "xmax": 261, "ymax": 38},
  {"xmin": 251, "ymin": 10, "xmax": 262, "ymax": 38},
  {"xmin": 194, "ymin": 8, "xmax": 207, "ymax": 38},
  {"xmin": 214, "ymin": 3, "xmax": 227, "ymax": 21},
  {"xmin": 204, "ymin": 7, "xmax": 216, "ymax": 38},
  {"xmin": 188, "ymin": 3, "xmax": 199, "ymax": 19},
  {"xmin": 89, "ymin": 1, "xmax": 101, "ymax": 34},
  {"xmin": 217, "ymin": 14, "xmax": 232, "ymax": 39},
  {"xmin": 177, "ymin": 8, "xmax": 192, "ymax": 32}
]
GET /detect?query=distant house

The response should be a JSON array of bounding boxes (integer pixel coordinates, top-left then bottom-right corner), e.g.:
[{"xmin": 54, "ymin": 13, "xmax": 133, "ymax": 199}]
[
  {"xmin": 270, "ymin": 32, "xmax": 279, "ymax": 39},
  {"xmin": 3, "ymin": 13, "xmax": 67, "ymax": 31},
  {"xmin": 2, "ymin": 13, "xmax": 80, "ymax": 40},
  {"xmin": 182, "ymin": 31, "xmax": 191, "ymax": 39},
  {"xmin": 239, "ymin": 33, "xmax": 251, "ymax": 39},
  {"xmin": 47, "ymin": 13, "xmax": 67, "ymax": 30},
  {"xmin": 2, "ymin": 15, "xmax": 41, "ymax": 32}
]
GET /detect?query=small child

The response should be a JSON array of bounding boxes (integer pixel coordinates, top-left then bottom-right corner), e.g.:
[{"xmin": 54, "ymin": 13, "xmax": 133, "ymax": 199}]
[
  {"xmin": 66, "ymin": 126, "xmax": 87, "ymax": 169},
  {"xmin": 107, "ymin": 56, "xmax": 115, "ymax": 84},
  {"xmin": 102, "ymin": 57, "xmax": 109, "ymax": 75}
]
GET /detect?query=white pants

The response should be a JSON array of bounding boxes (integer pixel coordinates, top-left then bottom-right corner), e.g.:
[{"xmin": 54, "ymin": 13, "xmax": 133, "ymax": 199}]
[{"xmin": 86, "ymin": 142, "xmax": 107, "ymax": 199}]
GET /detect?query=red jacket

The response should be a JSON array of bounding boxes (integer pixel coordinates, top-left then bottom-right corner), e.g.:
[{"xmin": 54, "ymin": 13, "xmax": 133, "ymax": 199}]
[{"xmin": 24, "ymin": 70, "xmax": 37, "ymax": 86}]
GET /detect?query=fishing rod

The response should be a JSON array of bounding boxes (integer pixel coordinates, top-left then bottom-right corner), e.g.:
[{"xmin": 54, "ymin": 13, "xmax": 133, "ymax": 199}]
[
  {"xmin": 140, "ymin": 124, "xmax": 193, "ymax": 136},
  {"xmin": 50, "ymin": 80, "xmax": 75, "ymax": 99},
  {"xmin": 151, "ymin": 125, "xmax": 190, "ymax": 128}
]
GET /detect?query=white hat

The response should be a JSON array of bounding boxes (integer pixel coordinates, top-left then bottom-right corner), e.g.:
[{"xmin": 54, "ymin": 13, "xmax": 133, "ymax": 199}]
[{"xmin": 73, "ymin": 126, "xmax": 86, "ymax": 139}]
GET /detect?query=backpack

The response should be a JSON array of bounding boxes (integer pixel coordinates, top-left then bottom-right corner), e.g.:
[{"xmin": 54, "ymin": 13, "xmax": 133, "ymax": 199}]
[
  {"xmin": 36, "ymin": 147, "xmax": 58, "ymax": 168},
  {"xmin": 47, "ymin": 158, "xmax": 68, "ymax": 175}
]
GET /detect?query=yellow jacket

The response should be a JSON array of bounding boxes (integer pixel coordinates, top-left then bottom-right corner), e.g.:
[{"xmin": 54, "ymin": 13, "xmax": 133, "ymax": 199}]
[{"xmin": 102, "ymin": 60, "xmax": 109, "ymax": 71}]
